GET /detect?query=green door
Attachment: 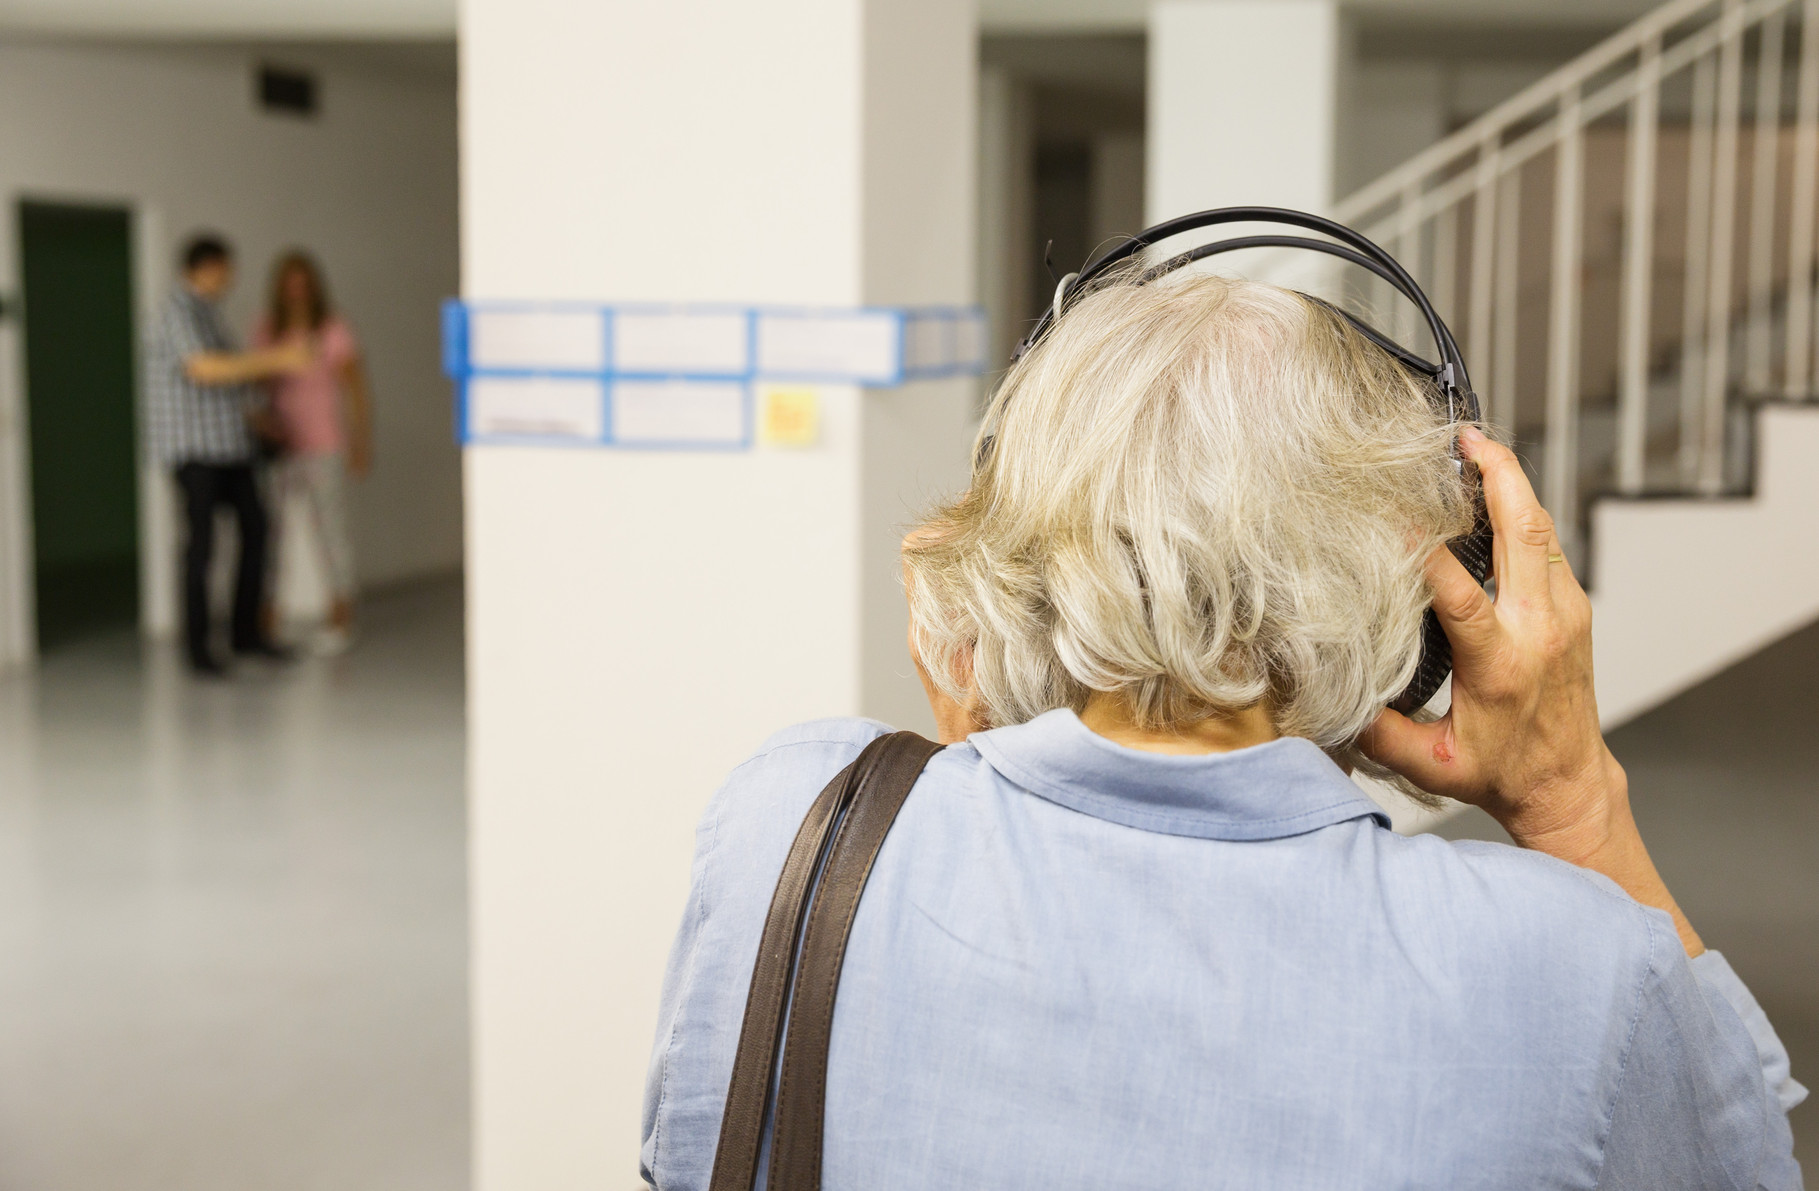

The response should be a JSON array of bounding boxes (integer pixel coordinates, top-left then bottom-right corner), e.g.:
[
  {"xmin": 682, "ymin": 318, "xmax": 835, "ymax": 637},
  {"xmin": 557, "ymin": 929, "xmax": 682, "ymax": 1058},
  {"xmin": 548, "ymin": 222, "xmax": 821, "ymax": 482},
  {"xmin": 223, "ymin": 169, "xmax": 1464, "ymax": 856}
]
[{"xmin": 20, "ymin": 202, "xmax": 140, "ymax": 650}]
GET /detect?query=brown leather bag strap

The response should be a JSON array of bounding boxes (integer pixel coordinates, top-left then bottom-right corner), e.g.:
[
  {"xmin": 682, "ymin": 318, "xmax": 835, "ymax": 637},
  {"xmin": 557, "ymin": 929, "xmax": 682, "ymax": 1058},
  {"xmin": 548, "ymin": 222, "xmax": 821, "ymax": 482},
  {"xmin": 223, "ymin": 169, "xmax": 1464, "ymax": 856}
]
[
  {"xmin": 707, "ymin": 730, "xmax": 940, "ymax": 1191},
  {"xmin": 765, "ymin": 730, "xmax": 942, "ymax": 1189}
]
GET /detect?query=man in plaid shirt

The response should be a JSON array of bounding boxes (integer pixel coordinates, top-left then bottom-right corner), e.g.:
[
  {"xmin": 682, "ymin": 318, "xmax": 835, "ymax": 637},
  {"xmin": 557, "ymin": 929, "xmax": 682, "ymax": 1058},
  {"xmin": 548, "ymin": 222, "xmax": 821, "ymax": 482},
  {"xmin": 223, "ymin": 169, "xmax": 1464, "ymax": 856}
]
[{"xmin": 145, "ymin": 234, "xmax": 308, "ymax": 675}]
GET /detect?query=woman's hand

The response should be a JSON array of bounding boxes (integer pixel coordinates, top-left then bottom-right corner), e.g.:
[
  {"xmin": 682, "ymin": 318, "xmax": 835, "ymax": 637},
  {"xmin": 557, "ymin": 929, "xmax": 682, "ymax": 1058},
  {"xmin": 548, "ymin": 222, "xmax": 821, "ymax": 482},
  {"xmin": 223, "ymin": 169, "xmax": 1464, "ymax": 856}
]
[
  {"xmin": 1362, "ymin": 429, "xmax": 1614, "ymax": 842},
  {"xmin": 274, "ymin": 334, "xmax": 315, "ymax": 374},
  {"xmin": 1361, "ymin": 428, "xmax": 1703, "ymax": 955}
]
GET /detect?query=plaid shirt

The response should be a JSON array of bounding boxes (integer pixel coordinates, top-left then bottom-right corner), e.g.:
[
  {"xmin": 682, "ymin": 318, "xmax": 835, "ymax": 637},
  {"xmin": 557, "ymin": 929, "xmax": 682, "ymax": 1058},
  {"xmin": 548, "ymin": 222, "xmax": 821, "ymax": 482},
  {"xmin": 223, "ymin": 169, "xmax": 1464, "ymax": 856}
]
[{"xmin": 143, "ymin": 284, "xmax": 256, "ymax": 465}]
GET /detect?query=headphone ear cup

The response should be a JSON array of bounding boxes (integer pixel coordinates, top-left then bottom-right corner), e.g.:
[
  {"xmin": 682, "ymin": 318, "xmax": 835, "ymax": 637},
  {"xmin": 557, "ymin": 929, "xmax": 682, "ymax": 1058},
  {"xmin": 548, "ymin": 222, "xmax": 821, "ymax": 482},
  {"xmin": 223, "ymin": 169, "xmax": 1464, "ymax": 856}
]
[
  {"xmin": 1392, "ymin": 608, "xmax": 1454, "ymax": 716},
  {"xmin": 1389, "ymin": 491, "xmax": 1493, "ymax": 715}
]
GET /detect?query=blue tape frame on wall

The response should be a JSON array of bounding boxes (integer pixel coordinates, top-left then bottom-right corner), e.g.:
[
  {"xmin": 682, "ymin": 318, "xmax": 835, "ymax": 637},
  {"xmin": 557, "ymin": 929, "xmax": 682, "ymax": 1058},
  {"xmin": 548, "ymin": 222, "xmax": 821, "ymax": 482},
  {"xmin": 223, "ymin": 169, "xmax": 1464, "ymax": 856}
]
[{"xmin": 443, "ymin": 299, "xmax": 988, "ymax": 449}]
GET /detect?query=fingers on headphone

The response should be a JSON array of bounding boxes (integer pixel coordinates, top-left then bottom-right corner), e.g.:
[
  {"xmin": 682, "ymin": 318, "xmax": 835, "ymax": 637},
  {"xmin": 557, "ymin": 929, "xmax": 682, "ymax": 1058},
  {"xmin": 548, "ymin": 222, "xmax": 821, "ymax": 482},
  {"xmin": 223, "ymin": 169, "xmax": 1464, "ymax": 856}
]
[
  {"xmin": 1459, "ymin": 429, "xmax": 1555, "ymax": 607},
  {"xmin": 1425, "ymin": 545, "xmax": 1498, "ymax": 661}
]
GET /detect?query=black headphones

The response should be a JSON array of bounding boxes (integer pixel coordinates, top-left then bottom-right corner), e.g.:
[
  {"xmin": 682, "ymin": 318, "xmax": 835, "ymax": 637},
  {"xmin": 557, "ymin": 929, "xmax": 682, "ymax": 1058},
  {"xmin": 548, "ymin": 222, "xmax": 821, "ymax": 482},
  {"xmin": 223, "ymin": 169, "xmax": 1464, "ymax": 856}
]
[{"xmin": 997, "ymin": 206, "xmax": 1492, "ymax": 715}]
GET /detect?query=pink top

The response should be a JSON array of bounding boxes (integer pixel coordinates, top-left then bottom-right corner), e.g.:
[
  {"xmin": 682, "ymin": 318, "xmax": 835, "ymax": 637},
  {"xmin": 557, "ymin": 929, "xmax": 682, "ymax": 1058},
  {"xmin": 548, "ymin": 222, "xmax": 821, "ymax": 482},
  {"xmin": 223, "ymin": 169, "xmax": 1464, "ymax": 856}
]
[{"xmin": 253, "ymin": 316, "xmax": 358, "ymax": 455}]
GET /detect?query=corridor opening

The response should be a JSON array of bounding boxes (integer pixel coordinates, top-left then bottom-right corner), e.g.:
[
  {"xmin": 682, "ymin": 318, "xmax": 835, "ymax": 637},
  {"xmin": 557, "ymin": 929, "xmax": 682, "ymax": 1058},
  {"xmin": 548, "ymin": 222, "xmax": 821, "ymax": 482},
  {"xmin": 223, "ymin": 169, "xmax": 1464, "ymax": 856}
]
[{"xmin": 19, "ymin": 200, "xmax": 139, "ymax": 650}]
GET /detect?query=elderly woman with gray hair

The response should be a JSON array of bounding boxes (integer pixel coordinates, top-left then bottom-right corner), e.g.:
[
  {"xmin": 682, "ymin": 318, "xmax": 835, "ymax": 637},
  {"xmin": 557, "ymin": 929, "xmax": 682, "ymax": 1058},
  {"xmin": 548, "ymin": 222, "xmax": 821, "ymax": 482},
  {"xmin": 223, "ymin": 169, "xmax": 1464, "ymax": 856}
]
[{"xmin": 639, "ymin": 270, "xmax": 1804, "ymax": 1189}]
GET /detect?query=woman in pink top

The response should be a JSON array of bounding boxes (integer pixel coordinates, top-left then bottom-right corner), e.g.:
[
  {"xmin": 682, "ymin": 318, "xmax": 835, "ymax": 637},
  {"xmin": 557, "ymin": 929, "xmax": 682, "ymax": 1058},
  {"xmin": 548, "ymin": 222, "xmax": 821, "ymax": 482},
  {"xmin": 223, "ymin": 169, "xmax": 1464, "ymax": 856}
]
[{"xmin": 254, "ymin": 251, "xmax": 374, "ymax": 649}]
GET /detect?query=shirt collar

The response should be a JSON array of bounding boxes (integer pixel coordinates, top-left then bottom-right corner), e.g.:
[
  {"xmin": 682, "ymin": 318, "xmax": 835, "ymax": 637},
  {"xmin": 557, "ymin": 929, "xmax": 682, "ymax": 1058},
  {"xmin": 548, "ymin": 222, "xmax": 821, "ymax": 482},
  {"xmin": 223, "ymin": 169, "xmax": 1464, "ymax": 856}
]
[{"xmin": 969, "ymin": 708, "xmax": 1389, "ymax": 841}]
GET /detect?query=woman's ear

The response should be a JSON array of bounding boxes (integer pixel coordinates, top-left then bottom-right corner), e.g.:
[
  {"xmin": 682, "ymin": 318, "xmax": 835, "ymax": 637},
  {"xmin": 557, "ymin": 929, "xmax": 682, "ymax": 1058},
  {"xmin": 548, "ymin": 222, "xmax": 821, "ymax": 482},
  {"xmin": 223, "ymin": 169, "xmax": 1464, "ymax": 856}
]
[
  {"xmin": 902, "ymin": 596, "xmax": 983, "ymax": 744},
  {"xmin": 902, "ymin": 529, "xmax": 986, "ymax": 743},
  {"xmin": 909, "ymin": 636, "xmax": 987, "ymax": 744}
]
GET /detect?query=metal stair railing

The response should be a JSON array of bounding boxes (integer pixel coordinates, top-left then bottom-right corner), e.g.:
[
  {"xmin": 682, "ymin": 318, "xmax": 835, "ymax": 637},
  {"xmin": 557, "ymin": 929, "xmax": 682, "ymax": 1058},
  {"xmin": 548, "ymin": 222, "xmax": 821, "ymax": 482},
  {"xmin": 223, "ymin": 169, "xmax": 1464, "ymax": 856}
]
[{"xmin": 1327, "ymin": 0, "xmax": 1819, "ymax": 563}]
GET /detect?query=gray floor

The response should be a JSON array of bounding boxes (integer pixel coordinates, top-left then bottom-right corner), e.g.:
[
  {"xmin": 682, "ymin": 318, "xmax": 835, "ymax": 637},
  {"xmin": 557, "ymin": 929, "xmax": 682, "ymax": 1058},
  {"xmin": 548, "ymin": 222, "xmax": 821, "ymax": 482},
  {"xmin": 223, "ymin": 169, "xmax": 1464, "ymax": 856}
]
[
  {"xmin": 1440, "ymin": 616, "xmax": 1819, "ymax": 1173},
  {"xmin": 0, "ymin": 581, "xmax": 468, "ymax": 1191},
  {"xmin": 0, "ymin": 580, "xmax": 1810, "ymax": 1186}
]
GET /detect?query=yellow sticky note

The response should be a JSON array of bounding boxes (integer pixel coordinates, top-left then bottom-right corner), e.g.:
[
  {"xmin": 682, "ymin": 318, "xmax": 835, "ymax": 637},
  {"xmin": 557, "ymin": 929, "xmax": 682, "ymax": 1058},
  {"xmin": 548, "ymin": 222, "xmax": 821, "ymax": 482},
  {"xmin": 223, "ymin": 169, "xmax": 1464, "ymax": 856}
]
[{"xmin": 759, "ymin": 386, "xmax": 820, "ymax": 447}]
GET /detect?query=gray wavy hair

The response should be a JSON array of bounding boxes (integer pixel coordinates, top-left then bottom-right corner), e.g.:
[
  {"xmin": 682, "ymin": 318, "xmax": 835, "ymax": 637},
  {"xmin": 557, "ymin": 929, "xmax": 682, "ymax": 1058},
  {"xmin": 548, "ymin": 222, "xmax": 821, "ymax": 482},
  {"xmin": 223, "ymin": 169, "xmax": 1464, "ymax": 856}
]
[{"xmin": 903, "ymin": 269, "xmax": 1477, "ymax": 775}]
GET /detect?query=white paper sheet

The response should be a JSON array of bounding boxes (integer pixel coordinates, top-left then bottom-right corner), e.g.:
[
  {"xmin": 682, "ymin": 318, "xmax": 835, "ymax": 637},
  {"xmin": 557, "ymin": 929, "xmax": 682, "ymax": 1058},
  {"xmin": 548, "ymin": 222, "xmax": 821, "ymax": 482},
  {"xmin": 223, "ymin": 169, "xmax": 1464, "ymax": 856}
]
[
  {"xmin": 468, "ymin": 308, "xmax": 607, "ymax": 372},
  {"xmin": 467, "ymin": 376, "xmax": 606, "ymax": 440},
  {"xmin": 613, "ymin": 310, "xmax": 750, "ymax": 375},
  {"xmin": 755, "ymin": 311, "xmax": 900, "ymax": 382},
  {"xmin": 902, "ymin": 313, "xmax": 949, "ymax": 373},
  {"xmin": 954, "ymin": 309, "xmax": 988, "ymax": 370},
  {"xmin": 611, "ymin": 379, "xmax": 748, "ymax": 447}
]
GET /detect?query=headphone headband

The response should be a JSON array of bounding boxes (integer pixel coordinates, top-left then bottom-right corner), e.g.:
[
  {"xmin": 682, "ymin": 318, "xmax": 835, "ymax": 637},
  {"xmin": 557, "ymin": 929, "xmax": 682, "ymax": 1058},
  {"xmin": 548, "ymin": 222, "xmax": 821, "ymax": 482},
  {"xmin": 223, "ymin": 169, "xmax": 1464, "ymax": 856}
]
[{"xmin": 1012, "ymin": 206, "xmax": 1477, "ymax": 425}]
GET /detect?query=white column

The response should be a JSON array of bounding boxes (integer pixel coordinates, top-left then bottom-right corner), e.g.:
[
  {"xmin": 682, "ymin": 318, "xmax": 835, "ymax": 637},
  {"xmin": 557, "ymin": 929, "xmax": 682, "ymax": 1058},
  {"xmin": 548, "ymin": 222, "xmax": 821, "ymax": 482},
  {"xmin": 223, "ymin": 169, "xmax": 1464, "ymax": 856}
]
[
  {"xmin": 978, "ymin": 64, "xmax": 1034, "ymax": 378},
  {"xmin": 1147, "ymin": 0, "xmax": 1339, "ymax": 255},
  {"xmin": 459, "ymin": 0, "xmax": 976, "ymax": 1186}
]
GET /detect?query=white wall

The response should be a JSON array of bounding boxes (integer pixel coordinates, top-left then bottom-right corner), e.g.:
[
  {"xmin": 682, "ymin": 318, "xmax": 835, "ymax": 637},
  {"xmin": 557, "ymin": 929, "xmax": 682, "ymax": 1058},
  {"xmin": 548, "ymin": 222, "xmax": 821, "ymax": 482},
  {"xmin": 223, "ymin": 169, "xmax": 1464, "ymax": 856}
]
[
  {"xmin": 1592, "ymin": 405, "xmax": 1819, "ymax": 727},
  {"xmin": 1148, "ymin": 0, "xmax": 1338, "ymax": 221},
  {"xmin": 1338, "ymin": 59, "xmax": 1448, "ymax": 198},
  {"xmin": 1334, "ymin": 55, "xmax": 1573, "ymax": 198},
  {"xmin": 0, "ymin": 36, "xmax": 460, "ymax": 665}
]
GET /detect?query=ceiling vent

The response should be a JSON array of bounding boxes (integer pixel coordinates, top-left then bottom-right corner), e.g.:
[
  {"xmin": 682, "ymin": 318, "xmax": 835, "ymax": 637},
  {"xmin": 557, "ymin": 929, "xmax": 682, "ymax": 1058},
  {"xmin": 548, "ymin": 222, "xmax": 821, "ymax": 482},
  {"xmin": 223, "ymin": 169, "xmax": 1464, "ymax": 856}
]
[{"xmin": 257, "ymin": 65, "xmax": 318, "ymax": 118}]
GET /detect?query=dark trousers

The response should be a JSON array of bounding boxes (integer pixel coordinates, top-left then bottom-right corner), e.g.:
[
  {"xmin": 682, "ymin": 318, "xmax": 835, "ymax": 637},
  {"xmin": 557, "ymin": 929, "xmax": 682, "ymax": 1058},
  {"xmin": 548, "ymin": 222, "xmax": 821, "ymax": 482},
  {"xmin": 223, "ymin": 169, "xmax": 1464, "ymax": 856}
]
[{"xmin": 174, "ymin": 461, "xmax": 268, "ymax": 665}]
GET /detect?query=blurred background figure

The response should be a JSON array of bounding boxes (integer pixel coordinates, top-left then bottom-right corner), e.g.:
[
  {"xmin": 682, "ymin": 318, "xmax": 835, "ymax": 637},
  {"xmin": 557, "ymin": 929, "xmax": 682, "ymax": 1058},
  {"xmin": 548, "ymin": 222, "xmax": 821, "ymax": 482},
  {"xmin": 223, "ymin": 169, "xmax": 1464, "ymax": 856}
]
[
  {"xmin": 145, "ymin": 232, "xmax": 304, "ymax": 675},
  {"xmin": 255, "ymin": 250, "xmax": 373, "ymax": 654}
]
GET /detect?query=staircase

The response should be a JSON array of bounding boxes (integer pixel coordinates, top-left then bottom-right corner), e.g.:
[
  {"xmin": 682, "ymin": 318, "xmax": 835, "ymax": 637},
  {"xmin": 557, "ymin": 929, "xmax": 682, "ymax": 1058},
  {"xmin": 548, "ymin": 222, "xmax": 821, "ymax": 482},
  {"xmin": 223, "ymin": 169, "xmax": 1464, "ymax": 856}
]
[{"xmin": 1334, "ymin": 0, "xmax": 1819, "ymax": 736}]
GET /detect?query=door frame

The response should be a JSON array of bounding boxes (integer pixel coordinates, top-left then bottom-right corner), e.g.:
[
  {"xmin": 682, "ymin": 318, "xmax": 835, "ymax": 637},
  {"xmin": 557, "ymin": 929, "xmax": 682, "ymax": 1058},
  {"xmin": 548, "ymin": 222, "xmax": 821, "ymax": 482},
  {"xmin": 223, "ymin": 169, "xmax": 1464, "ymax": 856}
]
[{"xmin": 0, "ymin": 190, "xmax": 166, "ymax": 670}]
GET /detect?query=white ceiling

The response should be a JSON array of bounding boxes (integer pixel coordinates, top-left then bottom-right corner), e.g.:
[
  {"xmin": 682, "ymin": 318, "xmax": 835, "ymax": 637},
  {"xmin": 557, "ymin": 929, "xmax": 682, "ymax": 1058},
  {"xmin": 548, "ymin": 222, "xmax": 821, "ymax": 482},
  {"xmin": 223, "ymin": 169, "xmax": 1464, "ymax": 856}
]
[
  {"xmin": 0, "ymin": 0, "xmax": 453, "ymax": 38},
  {"xmin": 0, "ymin": 0, "xmax": 1668, "ymax": 40}
]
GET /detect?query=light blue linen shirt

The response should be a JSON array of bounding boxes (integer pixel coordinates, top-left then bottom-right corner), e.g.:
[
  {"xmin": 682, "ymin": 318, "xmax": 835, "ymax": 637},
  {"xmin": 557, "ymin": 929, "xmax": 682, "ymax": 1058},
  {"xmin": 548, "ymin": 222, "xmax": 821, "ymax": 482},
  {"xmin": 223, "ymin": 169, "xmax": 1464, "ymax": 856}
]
[{"xmin": 642, "ymin": 711, "xmax": 1805, "ymax": 1189}]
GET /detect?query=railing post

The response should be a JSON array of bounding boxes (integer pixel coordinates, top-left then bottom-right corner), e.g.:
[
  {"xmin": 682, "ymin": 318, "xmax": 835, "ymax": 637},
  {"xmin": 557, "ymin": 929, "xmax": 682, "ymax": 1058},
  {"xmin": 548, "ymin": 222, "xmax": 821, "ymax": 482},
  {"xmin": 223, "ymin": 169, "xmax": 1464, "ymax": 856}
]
[
  {"xmin": 1398, "ymin": 180, "xmax": 1425, "ymax": 347},
  {"xmin": 1433, "ymin": 205, "xmax": 1460, "ymax": 330},
  {"xmin": 1546, "ymin": 89, "xmax": 1586, "ymax": 553},
  {"xmin": 1619, "ymin": 34, "xmax": 1663, "ymax": 494},
  {"xmin": 1701, "ymin": 0, "xmax": 1746, "ymax": 495},
  {"xmin": 1787, "ymin": 0, "xmax": 1819, "ymax": 397},
  {"xmin": 1494, "ymin": 168, "xmax": 1522, "ymax": 435},
  {"xmin": 1746, "ymin": 9, "xmax": 1787, "ymax": 394},
  {"xmin": 1680, "ymin": 52, "xmax": 1718, "ymax": 482},
  {"xmin": 1468, "ymin": 138, "xmax": 1501, "ymax": 426}
]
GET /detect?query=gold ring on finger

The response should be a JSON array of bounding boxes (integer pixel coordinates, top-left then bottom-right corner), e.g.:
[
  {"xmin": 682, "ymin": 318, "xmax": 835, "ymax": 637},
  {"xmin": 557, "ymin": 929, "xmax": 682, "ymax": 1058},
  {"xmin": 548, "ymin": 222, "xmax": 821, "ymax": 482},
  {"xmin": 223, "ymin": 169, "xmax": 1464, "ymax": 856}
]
[{"xmin": 1546, "ymin": 553, "xmax": 1566, "ymax": 564}]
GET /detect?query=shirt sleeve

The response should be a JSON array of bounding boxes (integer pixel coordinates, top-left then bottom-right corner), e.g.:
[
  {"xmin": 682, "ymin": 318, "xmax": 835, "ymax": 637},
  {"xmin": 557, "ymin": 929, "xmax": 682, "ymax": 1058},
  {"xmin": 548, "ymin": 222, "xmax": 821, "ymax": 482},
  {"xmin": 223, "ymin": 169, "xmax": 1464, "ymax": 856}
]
[
  {"xmin": 1693, "ymin": 951, "xmax": 1810, "ymax": 1115},
  {"xmin": 161, "ymin": 299, "xmax": 245, "ymax": 400},
  {"xmin": 161, "ymin": 299, "xmax": 208, "ymax": 366},
  {"xmin": 639, "ymin": 719, "xmax": 892, "ymax": 1190},
  {"xmin": 640, "ymin": 804, "xmax": 716, "ymax": 1188},
  {"xmin": 1598, "ymin": 933, "xmax": 1805, "ymax": 1190}
]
